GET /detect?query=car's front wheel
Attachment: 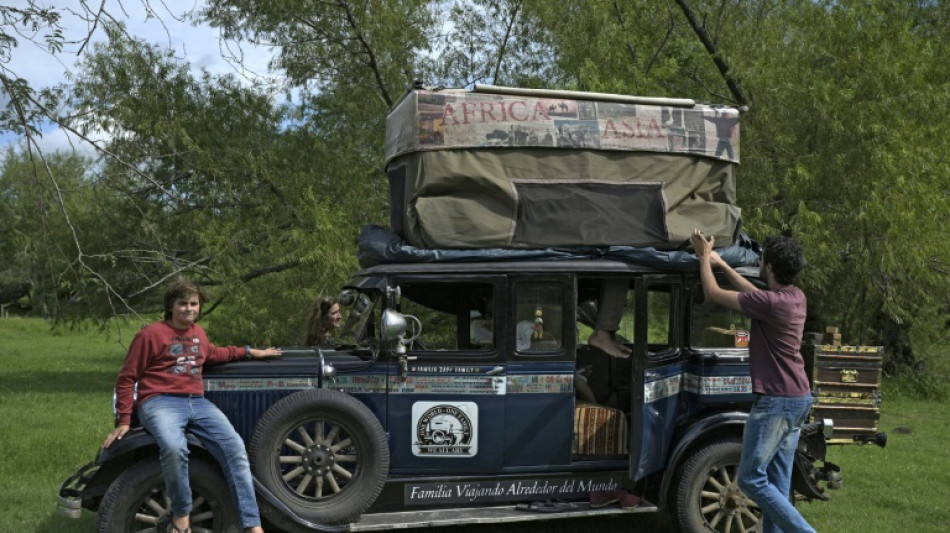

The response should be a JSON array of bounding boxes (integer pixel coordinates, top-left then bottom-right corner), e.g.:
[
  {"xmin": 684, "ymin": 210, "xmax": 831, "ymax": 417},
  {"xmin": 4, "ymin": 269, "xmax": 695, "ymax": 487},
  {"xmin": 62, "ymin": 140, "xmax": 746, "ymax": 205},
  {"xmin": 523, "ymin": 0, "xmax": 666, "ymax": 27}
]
[{"xmin": 95, "ymin": 457, "xmax": 240, "ymax": 533}]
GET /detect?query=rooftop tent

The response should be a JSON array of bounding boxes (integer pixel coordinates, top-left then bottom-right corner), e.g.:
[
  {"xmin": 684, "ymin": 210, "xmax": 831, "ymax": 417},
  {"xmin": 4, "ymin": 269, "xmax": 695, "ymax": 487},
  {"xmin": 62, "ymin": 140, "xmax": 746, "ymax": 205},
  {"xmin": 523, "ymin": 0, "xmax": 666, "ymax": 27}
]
[{"xmin": 385, "ymin": 85, "xmax": 742, "ymax": 250}]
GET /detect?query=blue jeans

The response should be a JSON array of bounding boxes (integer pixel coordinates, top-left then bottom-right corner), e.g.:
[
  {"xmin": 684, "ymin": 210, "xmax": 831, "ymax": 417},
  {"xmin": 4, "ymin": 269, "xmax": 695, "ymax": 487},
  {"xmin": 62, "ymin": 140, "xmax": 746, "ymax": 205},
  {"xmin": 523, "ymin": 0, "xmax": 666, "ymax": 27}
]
[
  {"xmin": 139, "ymin": 395, "xmax": 261, "ymax": 529},
  {"xmin": 738, "ymin": 394, "xmax": 816, "ymax": 533}
]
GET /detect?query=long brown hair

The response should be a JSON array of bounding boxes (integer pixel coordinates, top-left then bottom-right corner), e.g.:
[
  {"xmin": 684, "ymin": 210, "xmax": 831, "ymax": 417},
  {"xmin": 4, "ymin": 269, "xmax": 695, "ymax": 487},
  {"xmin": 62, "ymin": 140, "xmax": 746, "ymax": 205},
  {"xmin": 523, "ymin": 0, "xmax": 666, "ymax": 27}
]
[{"xmin": 305, "ymin": 296, "xmax": 337, "ymax": 345}]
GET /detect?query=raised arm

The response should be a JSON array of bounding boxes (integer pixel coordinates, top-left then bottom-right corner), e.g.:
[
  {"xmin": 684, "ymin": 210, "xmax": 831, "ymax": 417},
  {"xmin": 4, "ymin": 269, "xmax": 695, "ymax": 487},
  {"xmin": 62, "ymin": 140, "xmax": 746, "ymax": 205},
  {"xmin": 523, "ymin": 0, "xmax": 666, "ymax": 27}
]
[
  {"xmin": 712, "ymin": 255, "xmax": 760, "ymax": 294},
  {"xmin": 691, "ymin": 229, "xmax": 747, "ymax": 312}
]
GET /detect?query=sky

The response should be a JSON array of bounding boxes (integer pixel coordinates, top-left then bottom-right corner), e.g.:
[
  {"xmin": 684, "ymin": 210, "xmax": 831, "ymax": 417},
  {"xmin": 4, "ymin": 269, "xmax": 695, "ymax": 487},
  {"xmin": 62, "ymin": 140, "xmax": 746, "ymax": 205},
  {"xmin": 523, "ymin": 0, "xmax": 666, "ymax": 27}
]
[{"xmin": 1, "ymin": 0, "xmax": 277, "ymax": 156}]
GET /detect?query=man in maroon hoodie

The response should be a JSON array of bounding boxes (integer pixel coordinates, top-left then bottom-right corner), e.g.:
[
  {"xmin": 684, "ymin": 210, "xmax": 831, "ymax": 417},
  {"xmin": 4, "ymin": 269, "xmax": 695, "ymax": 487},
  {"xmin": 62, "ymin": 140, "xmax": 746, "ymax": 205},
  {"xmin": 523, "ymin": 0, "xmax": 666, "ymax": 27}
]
[{"xmin": 102, "ymin": 280, "xmax": 281, "ymax": 533}]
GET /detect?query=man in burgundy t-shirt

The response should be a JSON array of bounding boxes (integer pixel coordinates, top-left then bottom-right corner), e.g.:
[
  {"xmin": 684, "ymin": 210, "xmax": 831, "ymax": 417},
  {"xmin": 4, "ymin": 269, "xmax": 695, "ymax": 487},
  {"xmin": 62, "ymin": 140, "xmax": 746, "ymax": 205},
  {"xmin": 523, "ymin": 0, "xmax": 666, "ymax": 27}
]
[
  {"xmin": 691, "ymin": 229, "xmax": 816, "ymax": 533},
  {"xmin": 738, "ymin": 286, "xmax": 811, "ymax": 397}
]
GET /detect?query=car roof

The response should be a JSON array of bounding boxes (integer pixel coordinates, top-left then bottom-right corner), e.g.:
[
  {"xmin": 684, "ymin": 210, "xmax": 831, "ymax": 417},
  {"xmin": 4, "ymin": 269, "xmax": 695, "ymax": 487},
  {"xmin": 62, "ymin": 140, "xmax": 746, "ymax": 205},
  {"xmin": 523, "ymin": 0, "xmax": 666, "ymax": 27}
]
[
  {"xmin": 355, "ymin": 259, "xmax": 665, "ymax": 277},
  {"xmin": 349, "ymin": 260, "xmax": 761, "ymax": 288}
]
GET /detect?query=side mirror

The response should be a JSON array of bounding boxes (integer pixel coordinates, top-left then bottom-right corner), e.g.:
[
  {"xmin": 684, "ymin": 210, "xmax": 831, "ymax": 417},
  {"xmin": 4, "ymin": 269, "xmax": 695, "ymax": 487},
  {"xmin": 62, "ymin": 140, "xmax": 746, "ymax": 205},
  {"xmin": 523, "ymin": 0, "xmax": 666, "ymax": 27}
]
[
  {"xmin": 387, "ymin": 285, "xmax": 402, "ymax": 306},
  {"xmin": 338, "ymin": 289, "xmax": 356, "ymax": 306}
]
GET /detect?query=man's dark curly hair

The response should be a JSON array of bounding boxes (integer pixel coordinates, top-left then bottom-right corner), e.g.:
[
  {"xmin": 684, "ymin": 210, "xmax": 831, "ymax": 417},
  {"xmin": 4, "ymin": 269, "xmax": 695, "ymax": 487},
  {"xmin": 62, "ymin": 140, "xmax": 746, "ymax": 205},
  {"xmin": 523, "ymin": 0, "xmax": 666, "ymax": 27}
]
[{"xmin": 762, "ymin": 236, "xmax": 805, "ymax": 286}]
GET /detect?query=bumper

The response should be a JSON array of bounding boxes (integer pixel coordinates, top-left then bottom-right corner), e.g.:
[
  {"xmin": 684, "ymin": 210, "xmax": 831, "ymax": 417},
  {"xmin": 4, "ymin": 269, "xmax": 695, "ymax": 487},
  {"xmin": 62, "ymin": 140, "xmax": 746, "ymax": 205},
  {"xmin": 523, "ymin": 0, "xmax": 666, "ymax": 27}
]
[
  {"xmin": 793, "ymin": 418, "xmax": 842, "ymax": 501},
  {"xmin": 56, "ymin": 460, "xmax": 99, "ymax": 519}
]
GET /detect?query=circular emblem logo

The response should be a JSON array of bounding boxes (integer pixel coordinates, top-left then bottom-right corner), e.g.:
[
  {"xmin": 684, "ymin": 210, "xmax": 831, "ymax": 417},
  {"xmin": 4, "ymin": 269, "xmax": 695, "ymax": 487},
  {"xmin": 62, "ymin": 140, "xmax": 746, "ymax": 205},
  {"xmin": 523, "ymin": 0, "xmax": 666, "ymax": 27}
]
[{"xmin": 415, "ymin": 404, "xmax": 473, "ymax": 453}]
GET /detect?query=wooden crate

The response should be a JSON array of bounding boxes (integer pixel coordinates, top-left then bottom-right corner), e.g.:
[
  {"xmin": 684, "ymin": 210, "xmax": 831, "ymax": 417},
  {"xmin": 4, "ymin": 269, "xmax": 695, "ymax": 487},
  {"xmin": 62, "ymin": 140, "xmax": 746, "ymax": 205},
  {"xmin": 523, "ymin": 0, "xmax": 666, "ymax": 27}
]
[{"xmin": 810, "ymin": 345, "xmax": 883, "ymax": 444}]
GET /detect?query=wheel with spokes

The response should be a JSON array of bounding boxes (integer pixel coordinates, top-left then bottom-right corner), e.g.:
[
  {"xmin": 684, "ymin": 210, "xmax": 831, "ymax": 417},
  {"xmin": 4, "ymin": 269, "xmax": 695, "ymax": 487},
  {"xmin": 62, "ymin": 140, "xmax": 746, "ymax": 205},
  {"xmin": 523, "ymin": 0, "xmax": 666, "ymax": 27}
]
[
  {"xmin": 249, "ymin": 388, "xmax": 389, "ymax": 525},
  {"xmin": 95, "ymin": 457, "xmax": 239, "ymax": 533},
  {"xmin": 672, "ymin": 437, "xmax": 762, "ymax": 533}
]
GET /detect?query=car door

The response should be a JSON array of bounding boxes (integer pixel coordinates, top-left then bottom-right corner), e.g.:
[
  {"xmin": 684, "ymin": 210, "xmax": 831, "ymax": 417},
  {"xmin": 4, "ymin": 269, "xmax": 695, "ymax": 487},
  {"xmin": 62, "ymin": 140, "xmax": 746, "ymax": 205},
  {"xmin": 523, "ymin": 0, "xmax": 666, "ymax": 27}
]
[
  {"xmin": 503, "ymin": 275, "xmax": 576, "ymax": 467},
  {"xmin": 684, "ymin": 274, "xmax": 757, "ymax": 408},
  {"xmin": 629, "ymin": 275, "xmax": 685, "ymax": 480},
  {"xmin": 385, "ymin": 275, "xmax": 507, "ymax": 475}
]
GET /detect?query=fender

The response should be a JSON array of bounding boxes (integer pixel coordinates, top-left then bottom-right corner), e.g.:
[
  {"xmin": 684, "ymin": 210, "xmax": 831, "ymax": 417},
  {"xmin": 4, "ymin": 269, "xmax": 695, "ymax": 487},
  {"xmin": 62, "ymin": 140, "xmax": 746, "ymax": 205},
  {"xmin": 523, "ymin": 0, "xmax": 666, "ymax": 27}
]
[
  {"xmin": 659, "ymin": 410, "xmax": 748, "ymax": 505},
  {"xmin": 95, "ymin": 429, "xmax": 158, "ymax": 464},
  {"xmin": 95, "ymin": 428, "xmax": 202, "ymax": 466},
  {"xmin": 93, "ymin": 429, "xmax": 353, "ymax": 532},
  {"xmin": 61, "ymin": 429, "xmax": 208, "ymax": 512},
  {"xmin": 659, "ymin": 412, "xmax": 837, "ymax": 506},
  {"xmin": 252, "ymin": 480, "xmax": 349, "ymax": 533}
]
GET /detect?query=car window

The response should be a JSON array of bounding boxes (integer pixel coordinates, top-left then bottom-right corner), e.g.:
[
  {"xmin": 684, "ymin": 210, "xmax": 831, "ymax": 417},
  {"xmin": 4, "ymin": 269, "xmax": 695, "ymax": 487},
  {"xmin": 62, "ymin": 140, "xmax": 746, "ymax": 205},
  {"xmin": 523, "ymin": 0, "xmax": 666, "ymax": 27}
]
[
  {"xmin": 514, "ymin": 282, "xmax": 563, "ymax": 353},
  {"xmin": 646, "ymin": 288, "xmax": 672, "ymax": 347},
  {"xmin": 398, "ymin": 281, "xmax": 495, "ymax": 352},
  {"xmin": 690, "ymin": 280, "xmax": 752, "ymax": 348},
  {"xmin": 577, "ymin": 278, "xmax": 671, "ymax": 348}
]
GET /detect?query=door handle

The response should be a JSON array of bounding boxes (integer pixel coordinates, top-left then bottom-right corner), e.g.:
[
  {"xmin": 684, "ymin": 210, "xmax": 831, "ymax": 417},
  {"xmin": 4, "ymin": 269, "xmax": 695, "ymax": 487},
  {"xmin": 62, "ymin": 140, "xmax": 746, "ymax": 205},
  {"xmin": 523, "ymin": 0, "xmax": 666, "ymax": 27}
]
[{"xmin": 485, "ymin": 366, "xmax": 504, "ymax": 376}]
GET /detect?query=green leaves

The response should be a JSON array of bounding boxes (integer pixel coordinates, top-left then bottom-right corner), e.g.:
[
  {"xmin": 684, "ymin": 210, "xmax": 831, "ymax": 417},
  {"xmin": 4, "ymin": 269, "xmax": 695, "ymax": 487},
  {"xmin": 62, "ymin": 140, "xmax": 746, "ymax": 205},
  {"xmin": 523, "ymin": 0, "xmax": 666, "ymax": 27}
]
[{"xmin": 3, "ymin": 0, "xmax": 948, "ymax": 360}]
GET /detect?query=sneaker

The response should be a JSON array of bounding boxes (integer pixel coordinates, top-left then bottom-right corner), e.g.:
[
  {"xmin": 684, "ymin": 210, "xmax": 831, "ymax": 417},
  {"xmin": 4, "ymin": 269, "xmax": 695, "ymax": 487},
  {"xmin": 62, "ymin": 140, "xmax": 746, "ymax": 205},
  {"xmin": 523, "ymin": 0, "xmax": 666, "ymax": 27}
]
[
  {"xmin": 589, "ymin": 490, "xmax": 621, "ymax": 508},
  {"xmin": 618, "ymin": 491, "xmax": 641, "ymax": 509},
  {"xmin": 157, "ymin": 514, "xmax": 191, "ymax": 533}
]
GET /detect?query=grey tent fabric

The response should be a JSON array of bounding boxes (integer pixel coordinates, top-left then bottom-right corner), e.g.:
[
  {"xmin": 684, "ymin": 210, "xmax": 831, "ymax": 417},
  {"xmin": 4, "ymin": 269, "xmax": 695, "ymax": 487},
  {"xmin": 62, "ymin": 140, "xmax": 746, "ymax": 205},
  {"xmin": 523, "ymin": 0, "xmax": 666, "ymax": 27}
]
[{"xmin": 385, "ymin": 86, "xmax": 743, "ymax": 251}]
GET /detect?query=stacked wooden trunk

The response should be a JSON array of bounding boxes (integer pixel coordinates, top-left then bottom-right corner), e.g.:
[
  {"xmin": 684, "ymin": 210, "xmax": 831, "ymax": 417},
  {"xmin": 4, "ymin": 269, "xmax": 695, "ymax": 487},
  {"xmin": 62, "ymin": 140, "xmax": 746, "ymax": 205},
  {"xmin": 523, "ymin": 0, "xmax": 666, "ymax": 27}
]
[{"xmin": 808, "ymin": 333, "xmax": 884, "ymax": 444}]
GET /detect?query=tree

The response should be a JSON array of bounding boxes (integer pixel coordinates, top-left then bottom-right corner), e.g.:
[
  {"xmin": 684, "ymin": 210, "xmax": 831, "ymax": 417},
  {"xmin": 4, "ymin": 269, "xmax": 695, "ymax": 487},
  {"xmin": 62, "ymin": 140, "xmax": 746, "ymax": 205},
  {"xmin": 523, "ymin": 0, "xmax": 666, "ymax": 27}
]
[
  {"xmin": 3, "ymin": 1, "xmax": 947, "ymax": 364},
  {"xmin": 731, "ymin": 0, "xmax": 950, "ymax": 370},
  {"xmin": 0, "ymin": 148, "xmax": 93, "ymax": 316},
  {"xmin": 515, "ymin": 0, "xmax": 950, "ymax": 367},
  {"xmin": 19, "ymin": 24, "xmax": 355, "ymax": 343},
  {"xmin": 0, "ymin": 3, "xmax": 65, "ymax": 142}
]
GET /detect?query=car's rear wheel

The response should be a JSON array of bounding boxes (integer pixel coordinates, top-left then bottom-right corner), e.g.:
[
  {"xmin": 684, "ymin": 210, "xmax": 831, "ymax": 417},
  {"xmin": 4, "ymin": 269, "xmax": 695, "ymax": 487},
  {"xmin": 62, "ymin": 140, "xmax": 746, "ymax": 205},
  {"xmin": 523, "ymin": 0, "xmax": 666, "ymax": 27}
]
[
  {"xmin": 672, "ymin": 437, "xmax": 762, "ymax": 533},
  {"xmin": 249, "ymin": 388, "xmax": 389, "ymax": 526},
  {"xmin": 96, "ymin": 457, "xmax": 240, "ymax": 533}
]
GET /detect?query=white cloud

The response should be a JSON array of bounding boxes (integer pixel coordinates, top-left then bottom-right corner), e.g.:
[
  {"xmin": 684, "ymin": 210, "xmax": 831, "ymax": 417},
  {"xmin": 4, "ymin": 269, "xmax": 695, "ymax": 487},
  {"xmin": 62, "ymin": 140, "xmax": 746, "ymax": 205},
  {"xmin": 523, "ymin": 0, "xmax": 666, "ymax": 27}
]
[{"xmin": 4, "ymin": 122, "xmax": 105, "ymax": 159}]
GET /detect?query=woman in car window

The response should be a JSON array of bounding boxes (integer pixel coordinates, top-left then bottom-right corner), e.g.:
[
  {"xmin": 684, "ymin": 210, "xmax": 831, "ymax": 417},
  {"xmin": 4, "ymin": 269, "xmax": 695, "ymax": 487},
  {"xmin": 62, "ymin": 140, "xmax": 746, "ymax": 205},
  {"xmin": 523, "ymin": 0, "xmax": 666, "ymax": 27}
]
[{"xmin": 305, "ymin": 296, "xmax": 344, "ymax": 348}]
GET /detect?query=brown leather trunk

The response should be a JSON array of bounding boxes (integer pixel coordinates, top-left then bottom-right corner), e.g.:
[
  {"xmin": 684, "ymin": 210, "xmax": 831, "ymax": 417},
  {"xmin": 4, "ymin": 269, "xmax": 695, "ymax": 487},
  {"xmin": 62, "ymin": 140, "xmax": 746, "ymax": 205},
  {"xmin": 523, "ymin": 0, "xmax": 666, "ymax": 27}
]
[{"xmin": 808, "ymin": 345, "xmax": 883, "ymax": 443}]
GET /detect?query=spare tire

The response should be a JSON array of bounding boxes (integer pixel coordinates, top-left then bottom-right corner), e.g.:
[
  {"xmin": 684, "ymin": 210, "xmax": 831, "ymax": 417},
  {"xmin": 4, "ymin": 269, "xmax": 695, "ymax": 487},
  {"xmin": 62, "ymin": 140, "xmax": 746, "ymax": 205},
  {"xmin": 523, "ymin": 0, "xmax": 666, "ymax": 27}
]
[{"xmin": 249, "ymin": 388, "xmax": 389, "ymax": 526}]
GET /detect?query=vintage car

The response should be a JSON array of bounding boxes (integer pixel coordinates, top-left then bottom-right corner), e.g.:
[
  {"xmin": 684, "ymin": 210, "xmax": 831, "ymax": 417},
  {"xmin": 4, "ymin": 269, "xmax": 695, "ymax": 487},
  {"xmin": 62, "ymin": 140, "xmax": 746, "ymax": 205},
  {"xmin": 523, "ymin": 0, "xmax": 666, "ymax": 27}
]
[{"xmin": 57, "ymin": 230, "xmax": 846, "ymax": 533}]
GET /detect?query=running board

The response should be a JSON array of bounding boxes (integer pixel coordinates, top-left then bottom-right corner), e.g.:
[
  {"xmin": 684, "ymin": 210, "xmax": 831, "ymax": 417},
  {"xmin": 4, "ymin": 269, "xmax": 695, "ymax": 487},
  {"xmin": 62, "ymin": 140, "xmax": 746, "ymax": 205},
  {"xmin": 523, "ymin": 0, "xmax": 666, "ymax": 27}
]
[{"xmin": 347, "ymin": 501, "xmax": 658, "ymax": 531}]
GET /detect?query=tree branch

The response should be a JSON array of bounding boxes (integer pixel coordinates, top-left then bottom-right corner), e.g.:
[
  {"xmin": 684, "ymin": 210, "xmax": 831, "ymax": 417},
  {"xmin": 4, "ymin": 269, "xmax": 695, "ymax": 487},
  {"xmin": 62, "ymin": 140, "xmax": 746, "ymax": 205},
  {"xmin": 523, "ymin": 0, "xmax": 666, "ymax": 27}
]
[
  {"xmin": 492, "ymin": 0, "xmax": 522, "ymax": 85},
  {"xmin": 673, "ymin": 0, "xmax": 749, "ymax": 106},
  {"xmin": 241, "ymin": 259, "xmax": 302, "ymax": 282},
  {"xmin": 338, "ymin": 0, "xmax": 393, "ymax": 107}
]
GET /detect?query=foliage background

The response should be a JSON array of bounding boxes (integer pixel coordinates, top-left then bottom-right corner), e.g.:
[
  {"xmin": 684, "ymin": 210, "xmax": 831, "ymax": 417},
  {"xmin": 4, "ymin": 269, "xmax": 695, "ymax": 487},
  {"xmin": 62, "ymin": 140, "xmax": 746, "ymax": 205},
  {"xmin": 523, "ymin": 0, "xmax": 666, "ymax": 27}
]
[{"xmin": 0, "ymin": 0, "xmax": 948, "ymax": 369}]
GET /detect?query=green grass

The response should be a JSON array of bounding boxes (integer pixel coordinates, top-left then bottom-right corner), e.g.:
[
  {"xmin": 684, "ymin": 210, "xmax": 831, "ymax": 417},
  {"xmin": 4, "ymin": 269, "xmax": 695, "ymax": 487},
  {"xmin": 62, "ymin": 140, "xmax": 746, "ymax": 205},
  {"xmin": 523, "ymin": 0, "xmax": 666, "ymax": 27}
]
[
  {"xmin": 2, "ymin": 317, "xmax": 946, "ymax": 532},
  {"xmin": 797, "ymin": 395, "xmax": 950, "ymax": 532},
  {"xmin": 1, "ymin": 317, "xmax": 127, "ymax": 532}
]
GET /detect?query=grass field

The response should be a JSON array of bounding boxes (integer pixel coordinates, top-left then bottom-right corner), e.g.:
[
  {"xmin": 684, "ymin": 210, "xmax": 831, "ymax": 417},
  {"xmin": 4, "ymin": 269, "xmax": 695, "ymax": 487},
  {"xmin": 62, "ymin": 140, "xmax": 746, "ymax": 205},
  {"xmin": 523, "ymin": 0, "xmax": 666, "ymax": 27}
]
[{"xmin": 2, "ymin": 317, "xmax": 948, "ymax": 532}]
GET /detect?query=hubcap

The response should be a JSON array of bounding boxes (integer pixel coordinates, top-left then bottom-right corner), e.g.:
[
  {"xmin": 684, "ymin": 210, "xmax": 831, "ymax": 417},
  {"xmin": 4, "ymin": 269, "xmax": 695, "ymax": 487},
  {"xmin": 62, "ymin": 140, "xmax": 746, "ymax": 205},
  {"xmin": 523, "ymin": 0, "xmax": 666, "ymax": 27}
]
[
  {"xmin": 133, "ymin": 486, "xmax": 216, "ymax": 532},
  {"xmin": 700, "ymin": 464, "xmax": 760, "ymax": 533},
  {"xmin": 303, "ymin": 444, "xmax": 335, "ymax": 475},
  {"xmin": 279, "ymin": 420, "xmax": 359, "ymax": 501}
]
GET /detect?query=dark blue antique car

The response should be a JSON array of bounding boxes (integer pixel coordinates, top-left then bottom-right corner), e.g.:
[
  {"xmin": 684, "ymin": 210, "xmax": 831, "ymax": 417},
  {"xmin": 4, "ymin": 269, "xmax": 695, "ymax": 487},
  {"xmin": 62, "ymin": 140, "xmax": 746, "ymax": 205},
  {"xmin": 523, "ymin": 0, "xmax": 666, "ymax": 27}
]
[{"xmin": 58, "ymin": 240, "xmax": 845, "ymax": 533}]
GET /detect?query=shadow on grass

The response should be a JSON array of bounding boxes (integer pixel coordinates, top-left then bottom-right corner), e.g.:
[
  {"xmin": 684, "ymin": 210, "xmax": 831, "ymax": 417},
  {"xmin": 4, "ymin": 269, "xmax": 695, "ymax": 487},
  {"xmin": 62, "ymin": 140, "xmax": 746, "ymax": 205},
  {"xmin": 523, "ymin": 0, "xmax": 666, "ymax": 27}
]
[
  {"xmin": 0, "ymin": 369, "xmax": 116, "ymax": 394},
  {"xmin": 34, "ymin": 511, "xmax": 97, "ymax": 533}
]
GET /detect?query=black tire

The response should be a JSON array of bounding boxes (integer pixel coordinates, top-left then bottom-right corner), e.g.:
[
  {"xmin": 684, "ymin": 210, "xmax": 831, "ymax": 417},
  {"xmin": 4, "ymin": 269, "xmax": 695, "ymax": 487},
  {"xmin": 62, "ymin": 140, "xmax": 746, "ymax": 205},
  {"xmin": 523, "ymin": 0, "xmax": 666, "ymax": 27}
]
[
  {"xmin": 249, "ymin": 388, "xmax": 390, "ymax": 526},
  {"xmin": 96, "ymin": 457, "xmax": 240, "ymax": 533},
  {"xmin": 671, "ymin": 437, "xmax": 761, "ymax": 533}
]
